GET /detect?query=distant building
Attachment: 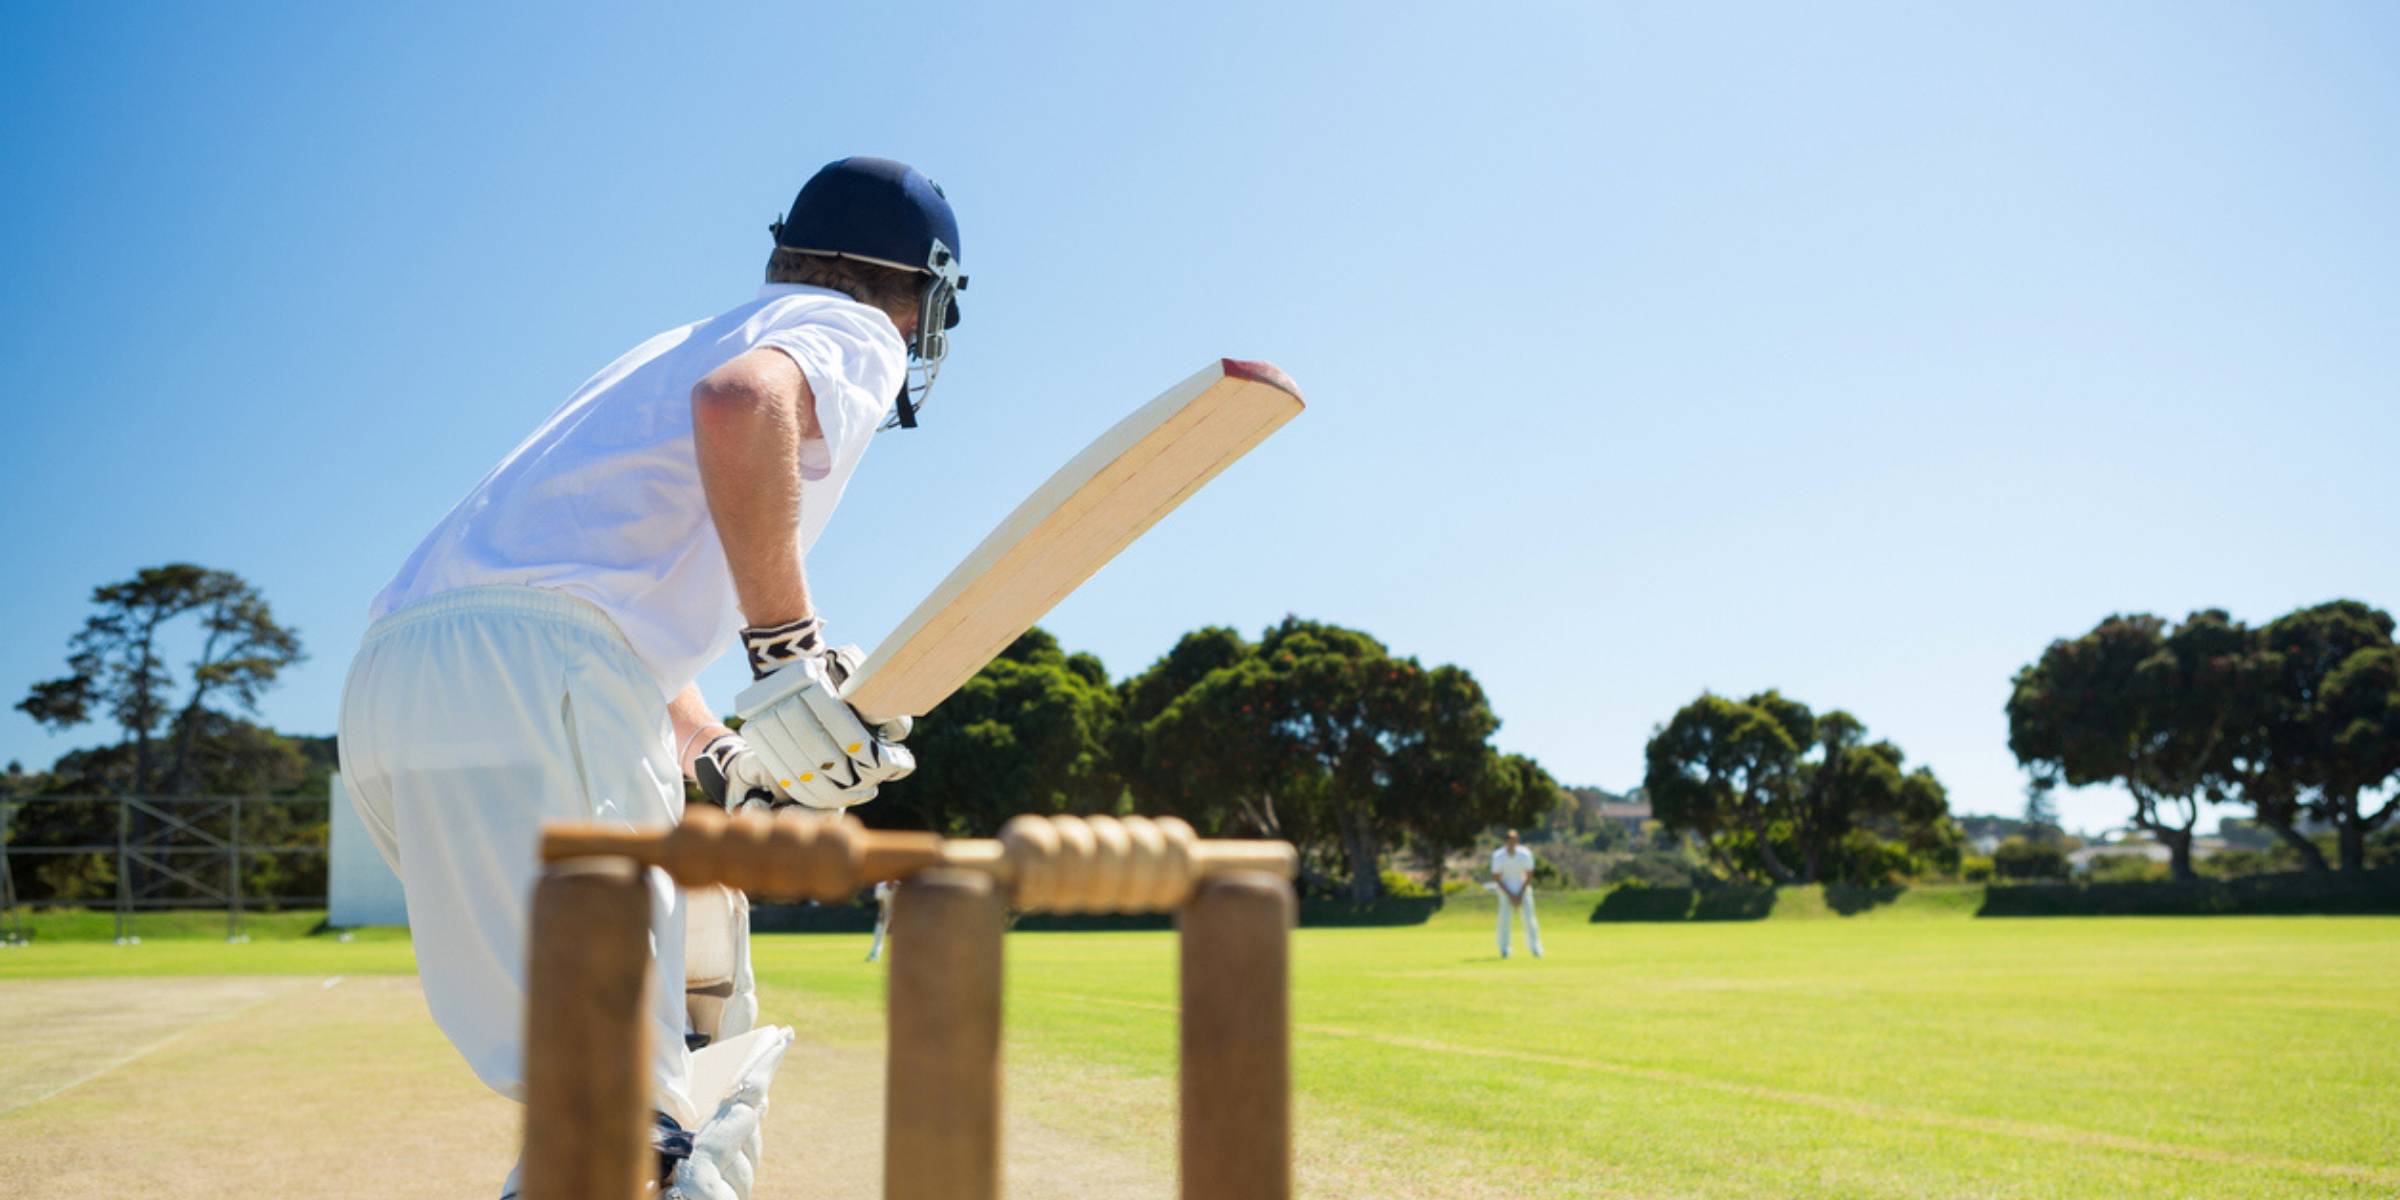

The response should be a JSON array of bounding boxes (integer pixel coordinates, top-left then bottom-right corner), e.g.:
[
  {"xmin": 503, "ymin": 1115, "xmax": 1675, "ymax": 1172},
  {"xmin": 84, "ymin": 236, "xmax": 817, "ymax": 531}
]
[
  {"xmin": 1594, "ymin": 800, "xmax": 1651, "ymax": 835},
  {"xmin": 1567, "ymin": 785, "xmax": 1652, "ymax": 836},
  {"xmin": 2068, "ymin": 835, "xmax": 2229, "ymax": 872}
]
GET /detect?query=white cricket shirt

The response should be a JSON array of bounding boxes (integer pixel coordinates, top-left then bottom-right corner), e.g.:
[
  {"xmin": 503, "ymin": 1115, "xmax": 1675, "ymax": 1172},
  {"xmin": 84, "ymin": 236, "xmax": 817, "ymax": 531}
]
[
  {"xmin": 371, "ymin": 284, "xmax": 905, "ymax": 698},
  {"xmin": 1491, "ymin": 845, "xmax": 1536, "ymax": 890}
]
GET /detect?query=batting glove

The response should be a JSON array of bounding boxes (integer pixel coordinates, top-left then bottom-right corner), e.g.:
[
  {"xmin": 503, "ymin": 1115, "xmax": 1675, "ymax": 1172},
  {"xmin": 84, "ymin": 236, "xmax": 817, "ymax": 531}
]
[
  {"xmin": 693, "ymin": 734, "xmax": 791, "ymax": 815},
  {"xmin": 734, "ymin": 619, "xmax": 912, "ymax": 810}
]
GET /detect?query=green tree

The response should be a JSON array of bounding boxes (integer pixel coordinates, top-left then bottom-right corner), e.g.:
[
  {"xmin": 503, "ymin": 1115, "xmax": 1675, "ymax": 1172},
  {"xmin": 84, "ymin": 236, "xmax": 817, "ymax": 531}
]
[
  {"xmin": 1644, "ymin": 691, "xmax": 1953, "ymax": 886},
  {"xmin": 1111, "ymin": 626, "xmax": 1284, "ymax": 839},
  {"xmin": 2250, "ymin": 601, "xmax": 2400, "ymax": 873},
  {"xmin": 867, "ymin": 628, "xmax": 1118, "ymax": 837},
  {"xmin": 1992, "ymin": 836, "xmax": 2070, "ymax": 880},
  {"xmin": 3, "ymin": 721, "xmax": 334, "ymax": 906},
  {"xmin": 1643, "ymin": 692, "xmax": 1807, "ymax": 883},
  {"xmin": 18, "ymin": 566, "xmax": 308, "ymax": 902},
  {"xmin": 1121, "ymin": 618, "xmax": 1537, "ymax": 901},
  {"xmin": 1393, "ymin": 749, "xmax": 1561, "ymax": 895},
  {"xmin": 1785, "ymin": 711, "xmax": 1949, "ymax": 883},
  {"xmin": 18, "ymin": 565, "xmax": 305, "ymax": 796},
  {"xmin": 2006, "ymin": 611, "xmax": 2263, "ymax": 882}
]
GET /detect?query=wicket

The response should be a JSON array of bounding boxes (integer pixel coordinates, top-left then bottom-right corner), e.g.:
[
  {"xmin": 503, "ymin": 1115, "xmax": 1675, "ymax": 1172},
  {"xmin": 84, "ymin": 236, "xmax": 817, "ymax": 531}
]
[{"xmin": 523, "ymin": 808, "xmax": 1297, "ymax": 1200}]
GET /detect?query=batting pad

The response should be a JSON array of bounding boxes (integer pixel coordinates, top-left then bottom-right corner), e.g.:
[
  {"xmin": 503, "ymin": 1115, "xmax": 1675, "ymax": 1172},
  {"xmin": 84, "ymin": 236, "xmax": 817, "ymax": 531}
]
[
  {"xmin": 686, "ymin": 885, "xmax": 744, "ymax": 988},
  {"xmin": 669, "ymin": 1024, "xmax": 796, "ymax": 1200}
]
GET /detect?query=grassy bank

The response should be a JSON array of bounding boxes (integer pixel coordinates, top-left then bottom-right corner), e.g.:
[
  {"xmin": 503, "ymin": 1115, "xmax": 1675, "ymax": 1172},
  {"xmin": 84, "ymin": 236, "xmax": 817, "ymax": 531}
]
[{"xmin": 0, "ymin": 909, "xmax": 414, "ymax": 978}]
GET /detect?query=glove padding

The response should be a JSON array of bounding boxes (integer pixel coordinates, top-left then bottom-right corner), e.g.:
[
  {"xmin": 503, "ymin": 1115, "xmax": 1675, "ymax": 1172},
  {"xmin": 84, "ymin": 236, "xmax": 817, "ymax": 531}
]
[
  {"xmin": 692, "ymin": 735, "xmax": 790, "ymax": 816},
  {"xmin": 733, "ymin": 646, "xmax": 912, "ymax": 810},
  {"xmin": 663, "ymin": 1026, "xmax": 795, "ymax": 1200}
]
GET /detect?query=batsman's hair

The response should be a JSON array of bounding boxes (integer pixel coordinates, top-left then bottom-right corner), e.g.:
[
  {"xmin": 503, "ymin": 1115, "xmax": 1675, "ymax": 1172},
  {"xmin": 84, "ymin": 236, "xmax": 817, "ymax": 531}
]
[{"xmin": 766, "ymin": 248, "xmax": 923, "ymax": 326}]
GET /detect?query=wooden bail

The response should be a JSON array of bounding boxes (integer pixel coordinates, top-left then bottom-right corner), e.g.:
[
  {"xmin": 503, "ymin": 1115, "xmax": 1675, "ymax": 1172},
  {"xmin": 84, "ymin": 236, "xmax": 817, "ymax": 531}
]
[{"xmin": 523, "ymin": 858, "xmax": 654, "ymax": 1200}]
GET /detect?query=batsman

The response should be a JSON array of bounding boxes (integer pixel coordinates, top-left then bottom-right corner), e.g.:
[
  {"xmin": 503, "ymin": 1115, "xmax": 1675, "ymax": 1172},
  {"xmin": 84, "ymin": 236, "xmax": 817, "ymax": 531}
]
[{"xmin": 337, "ymin": 157, "xmax": 965, "ymax": 1200}]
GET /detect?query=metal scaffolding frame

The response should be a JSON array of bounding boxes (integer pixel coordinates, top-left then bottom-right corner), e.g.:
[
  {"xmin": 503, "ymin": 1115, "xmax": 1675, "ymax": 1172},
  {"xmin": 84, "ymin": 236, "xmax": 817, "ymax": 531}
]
[
  {"xmin": 0, "ymin": 795, "xmax": 329, "ymax": 943},
  {"xmin": 0, "ymin": 800, "xmax": 21, "ymax": 947}
]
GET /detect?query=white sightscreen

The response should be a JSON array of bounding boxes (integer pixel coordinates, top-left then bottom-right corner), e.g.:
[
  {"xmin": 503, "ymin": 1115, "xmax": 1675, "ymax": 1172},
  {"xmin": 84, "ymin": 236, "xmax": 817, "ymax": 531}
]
[{"xmin": 326, "ymin": 772, "xmax": 408, "ymax": 927}]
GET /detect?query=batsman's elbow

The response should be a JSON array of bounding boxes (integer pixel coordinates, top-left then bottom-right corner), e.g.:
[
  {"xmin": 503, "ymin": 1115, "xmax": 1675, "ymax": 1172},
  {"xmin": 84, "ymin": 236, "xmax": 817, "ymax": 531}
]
[{"xmin": 692, "ymin": 349, "xmax": 812, "ymax": 433}]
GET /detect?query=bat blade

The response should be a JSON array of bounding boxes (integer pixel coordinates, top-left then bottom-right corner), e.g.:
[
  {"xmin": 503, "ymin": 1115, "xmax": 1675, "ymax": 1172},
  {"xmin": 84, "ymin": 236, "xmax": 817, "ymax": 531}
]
[{"xmin": 840, "ymin": 359, "xmax": 1303, "ymax": 723}]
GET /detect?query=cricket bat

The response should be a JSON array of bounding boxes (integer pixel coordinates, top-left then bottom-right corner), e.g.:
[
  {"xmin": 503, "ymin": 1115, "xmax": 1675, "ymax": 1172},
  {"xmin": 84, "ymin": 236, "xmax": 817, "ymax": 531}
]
[{"xmin": 839, "ymin": 359, "xmax": 1304, "ymax": 724}]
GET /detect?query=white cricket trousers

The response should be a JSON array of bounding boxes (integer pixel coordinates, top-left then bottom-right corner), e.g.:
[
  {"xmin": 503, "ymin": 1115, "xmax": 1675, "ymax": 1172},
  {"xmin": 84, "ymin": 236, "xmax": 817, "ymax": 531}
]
[
  {"xmin": 1498, "ymin": 889, "xmax": 1543, "ymax": 957},
  {"xmin": 338, "ymin": 586, "xmax": 695, "ymax": 1124}
]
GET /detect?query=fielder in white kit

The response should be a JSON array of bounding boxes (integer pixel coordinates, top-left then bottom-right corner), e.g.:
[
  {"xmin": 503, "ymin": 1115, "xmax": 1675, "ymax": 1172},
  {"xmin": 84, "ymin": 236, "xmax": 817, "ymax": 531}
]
[
  {"xmin": 866, "ymin": 879, "xmax": 896, "ymax": 962},
  {"xmin": 1492, "ymin": 829, "xmax": 1544, "ymax": 958},
  {"xmin": 337, "ymin": 157, "xmax": 966, "ymax": 1200}
]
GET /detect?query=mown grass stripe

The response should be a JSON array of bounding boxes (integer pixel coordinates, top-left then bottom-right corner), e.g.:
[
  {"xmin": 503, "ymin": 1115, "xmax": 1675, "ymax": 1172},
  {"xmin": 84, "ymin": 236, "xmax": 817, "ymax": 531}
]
[{"xmin": 1024, "ymin": 988, "xmax": 2400, "ymax": 1188}]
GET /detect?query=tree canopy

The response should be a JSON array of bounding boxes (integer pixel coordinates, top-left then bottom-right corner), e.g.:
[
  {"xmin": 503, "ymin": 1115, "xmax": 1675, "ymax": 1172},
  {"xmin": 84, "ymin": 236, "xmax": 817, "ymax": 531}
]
[
  {"xmin": 2251, "ymin": 601, "xmax": 2400, "ymax": 872},
  {"xmin": 1643, "ymin": 690, "xmax": 1953, "ymax": 887},
  {"xmin": 861, "ymin": 628, "xmax": 1118, "ymax": 837},
  {"xmin": 1112, "ymin": 618, "xmax": 1555, "ymax": 901},
  {"xmin": 2008, "ymin": 601, "xmax": 2399, "ymax": 875},
  {"xmin": 2005, "ymin": 611, "xmax": 2266, "ymax": 881},
  {"xmin": 18, "ymin": 564, "xmax": 306, "ymax": 796}
]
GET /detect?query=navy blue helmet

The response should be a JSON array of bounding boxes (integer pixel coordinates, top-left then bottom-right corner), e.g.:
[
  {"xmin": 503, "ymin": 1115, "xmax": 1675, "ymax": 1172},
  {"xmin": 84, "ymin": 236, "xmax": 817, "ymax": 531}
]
[{"xmin": 772, "ymin": 157, "xmax": 966, "ymax": 428}]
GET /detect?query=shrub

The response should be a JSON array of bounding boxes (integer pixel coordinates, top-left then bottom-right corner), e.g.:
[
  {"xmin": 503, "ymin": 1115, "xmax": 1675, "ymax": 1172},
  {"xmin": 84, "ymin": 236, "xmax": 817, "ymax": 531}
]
[
  {"xmin": 1585, "ymin": 819, "xmax": 1631, "ymax": 853},
  {"xmin": 1993, "ymin": 837, "xmax": 2070, "ymax": 880},
  {"xmin": 1606, "ymin": 849, "xmax": 1695, "ymax": 889},
  {"xmin": 1827, "ymin": 830, "xmax": 1918, "ymax": 888},
  {"xmin": 1960, "ymin": 855, "xmax": 1994, "ymax": 883},
  {"xmin": 2206, "ymin": 848, "xmax": 2288, "ymax": 878},
  {"xmin": 33, "ymin": 852, "xmax": 115, "ymax": 902},
  {"xmin": 2082, "ymin": 854, "xmax": 2170, "ymax": 883},
  {"xmin": 1378, "ymin": 870, "xmax": 1432, "ymax": 898}
]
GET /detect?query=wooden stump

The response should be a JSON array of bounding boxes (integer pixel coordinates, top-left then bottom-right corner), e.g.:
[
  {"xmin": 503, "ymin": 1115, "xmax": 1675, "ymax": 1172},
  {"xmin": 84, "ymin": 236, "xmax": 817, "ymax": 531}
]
[
  {"xmin": 523, "ymin": 858, "xmax": 653, "ymax": 1200},
  {"xmin": 885, "ymin": 868, "xmax": 1006, "ymax": 1200},
  {"xmin": 1179, "ymin": 869, "xmax": 1293, "ymax": 1200}
]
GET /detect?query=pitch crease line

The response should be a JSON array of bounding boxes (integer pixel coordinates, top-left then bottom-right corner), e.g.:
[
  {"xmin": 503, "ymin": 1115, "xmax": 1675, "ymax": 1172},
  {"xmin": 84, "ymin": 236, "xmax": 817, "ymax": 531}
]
[
  {"xmin": 1, "ymin": 977, "xmax": 306, "ymax": 1118},
  {"xmin": 1021, "ymin": 990, "xmax": 2398, "ymax": 1187}
]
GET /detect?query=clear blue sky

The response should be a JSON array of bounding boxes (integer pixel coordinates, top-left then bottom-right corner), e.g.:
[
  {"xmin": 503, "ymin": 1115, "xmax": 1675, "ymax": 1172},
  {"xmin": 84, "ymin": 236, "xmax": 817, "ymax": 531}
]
[{"xmin": 4, "ymin": 2, "xmax": 2395, "ymax": 835}]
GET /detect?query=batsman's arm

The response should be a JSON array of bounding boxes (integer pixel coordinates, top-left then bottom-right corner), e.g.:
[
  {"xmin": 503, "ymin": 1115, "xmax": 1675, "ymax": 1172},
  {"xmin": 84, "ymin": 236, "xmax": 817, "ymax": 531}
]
[
  {"xmin": 669, "ymin": 684, "xmax": 726, "ymax": 779},
  {"xmin": 692, "ymin": 347, "xmax": 823, "ymax": 631}
]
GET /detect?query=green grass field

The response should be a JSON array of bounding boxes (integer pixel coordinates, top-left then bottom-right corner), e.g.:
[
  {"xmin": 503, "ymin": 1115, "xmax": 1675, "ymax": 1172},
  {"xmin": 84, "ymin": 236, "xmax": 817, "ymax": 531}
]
[{"xmin": 5, "ymin": 893, "xmax": 2396, "ymax": 1198}]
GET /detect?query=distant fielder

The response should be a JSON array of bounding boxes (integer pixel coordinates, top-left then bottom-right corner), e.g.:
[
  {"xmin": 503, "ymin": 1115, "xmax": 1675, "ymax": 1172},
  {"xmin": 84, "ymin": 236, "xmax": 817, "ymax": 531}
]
[
  {"xmin": 337, "ymin": 157, "xmax": 966, "ymax": 1200},
  {"xmin": 1492, "ymin": 829, "xmax": 1544, "ymax": 958},
  {"xmin": 867, "ymin": 878, "xmax": 895, "ymax": 962}
]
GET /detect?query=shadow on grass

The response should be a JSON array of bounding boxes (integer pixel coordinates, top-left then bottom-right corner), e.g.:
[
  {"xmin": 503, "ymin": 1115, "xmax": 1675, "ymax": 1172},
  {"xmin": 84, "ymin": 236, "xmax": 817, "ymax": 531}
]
[
  {"xmin": 1824, "ymin": 885, "xmax": 1905, "ymax": 915},
  {"xmin": 1589, "ymin": 886, "xmax": 1777, "ymax": 922},
  {"xmin": 1020, "ymin": 896, "xmax": 1445, "ymax": 930},
  {"xmin": 1296, "ymin": 895, "xmax": 1443, "ymax": 927},
  {"xmin": 753, "ymin": 894, "xmax": 1447, "ymax": 933},
  {"xmin": 753, "ymin": 903, "xmax": 879, "ymax": 933}
]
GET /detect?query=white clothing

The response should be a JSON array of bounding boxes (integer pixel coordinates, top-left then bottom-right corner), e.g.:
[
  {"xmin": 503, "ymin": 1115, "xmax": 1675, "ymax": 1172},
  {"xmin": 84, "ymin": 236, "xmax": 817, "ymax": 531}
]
[
  {"xmin": 1491, "ymin": 845, "xmax": 1536, "ymax": 890},
  {"xmin": 371, "ymin": 285, "xmax": 904, "ymax": 699},
  {"xmin": 1496, "ymin": 885, "xmax": 1544, "ymax": 958},
  {"xmin": 1492, "ymin": 845, "xmax": 1542, "ymax": 957},
  {"xmin": 867, "ymin": 880, "xmax": 894, "ymax": 962},
  {"xmin": 337, "ymin": 586, "xmax": 697, "ymax": 1123}
]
